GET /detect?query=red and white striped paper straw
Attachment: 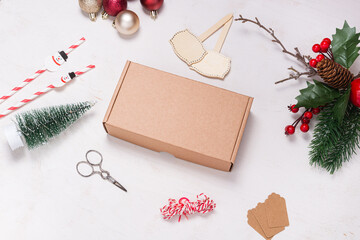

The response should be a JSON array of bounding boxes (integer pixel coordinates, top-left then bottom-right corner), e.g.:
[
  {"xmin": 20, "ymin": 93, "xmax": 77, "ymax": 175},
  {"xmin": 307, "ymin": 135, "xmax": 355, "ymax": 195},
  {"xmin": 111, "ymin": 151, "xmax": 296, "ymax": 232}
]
[
  {"xmin": 75, "ymin": 64, "xmax": 95, "ymax": 76},
  {"xmin": 0, "ymin": 37, "xmax": 86, "ymax": 105},
  {"xmin": 0, "ymin": 65, "xmax": 95, "ymax": 119},
  {"xmin": 0, "ymin": 84, "xmax": 57, "ymax": 118},
  {"xmin": 0, "ymin": 67, "xmax": 47, "ymax": 105},
  {"xmin": 65, "ymin": 37, "xmax": 86, "ymax": 55}
]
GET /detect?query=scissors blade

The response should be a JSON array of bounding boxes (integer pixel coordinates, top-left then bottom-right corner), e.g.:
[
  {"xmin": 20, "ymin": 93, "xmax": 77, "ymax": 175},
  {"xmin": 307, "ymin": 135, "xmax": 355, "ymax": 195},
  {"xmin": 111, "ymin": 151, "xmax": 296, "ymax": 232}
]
[
  {"xmin": 113, "ymin": 181, "xmax": 127, "ymax": 192},
  {"xmin": 107, "ymin": 175, "xmax": 127, "ymax": 192}
]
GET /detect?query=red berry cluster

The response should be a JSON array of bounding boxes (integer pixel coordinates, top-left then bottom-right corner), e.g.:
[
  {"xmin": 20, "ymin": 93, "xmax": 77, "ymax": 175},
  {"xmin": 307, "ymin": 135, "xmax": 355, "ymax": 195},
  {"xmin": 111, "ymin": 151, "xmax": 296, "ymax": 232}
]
[
  {"xmin": 285, "ymin": 105, "xmax": 321, "ymax": 135},
  {"xmin": 309, "ymin": 38, "xmax": 333, "ymax": 68}
]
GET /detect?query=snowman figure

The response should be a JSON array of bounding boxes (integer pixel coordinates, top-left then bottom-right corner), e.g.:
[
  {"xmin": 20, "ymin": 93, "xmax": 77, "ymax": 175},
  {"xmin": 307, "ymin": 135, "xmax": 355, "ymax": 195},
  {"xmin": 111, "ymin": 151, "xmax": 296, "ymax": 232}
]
[
  {"xmin": 44, "ymin": 51, "xmax": 68, "ymax": 71},
  {"xmin": 52, "ymin": 72, "xmax": 76, "ymax": 88}
]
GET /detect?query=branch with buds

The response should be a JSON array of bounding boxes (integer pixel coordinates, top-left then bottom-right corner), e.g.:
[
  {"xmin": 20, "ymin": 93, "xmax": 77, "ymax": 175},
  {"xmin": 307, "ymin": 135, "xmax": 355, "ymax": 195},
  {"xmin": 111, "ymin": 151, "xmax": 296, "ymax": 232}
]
[
  {"xmin": 235, "ymin": 15, "xmax": 317, "ymax": 84},
  {"xmin": 355, "ymin": 72, "xmax": 360, "ymax": 79}
]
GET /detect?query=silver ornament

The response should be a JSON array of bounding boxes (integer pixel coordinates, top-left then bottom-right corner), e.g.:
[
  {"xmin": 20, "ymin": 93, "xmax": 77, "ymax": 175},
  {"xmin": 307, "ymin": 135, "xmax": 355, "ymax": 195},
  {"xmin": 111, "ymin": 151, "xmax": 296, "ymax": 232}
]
[
  {"xmin": 79, "ymin": 0, "xmax": 103, "ymax": 21},
  {"xmin": 113, "ymin": 10, "xmax": 140, "ymax": 36}
]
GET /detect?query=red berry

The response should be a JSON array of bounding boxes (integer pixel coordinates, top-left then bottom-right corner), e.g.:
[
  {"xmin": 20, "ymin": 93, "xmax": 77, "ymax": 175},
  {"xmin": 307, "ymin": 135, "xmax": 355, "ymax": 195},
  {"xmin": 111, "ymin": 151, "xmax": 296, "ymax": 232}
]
[
  {"xmin": 285, "ymin": 125, "xmax": 295, "ymax": 135},
  {"xmin": 316, "ymin": 54, "xmax": 325, "ymax": 62},
  {"xmin": 300, "ymin": 124, "xmax": 309, "ymax": 132},
  {"xmin": 304, "ymin": 111, "xmax": 313, "ymax": 119},
  {"xmin": 312, "ymin": 107, "xmax": 320, "ymax": 115},
  {"xmin": 302, "ymin": 117, "xmax": 310, "ymax": 124},
  {"xmin": 322, "ymin": 38, "xmax": 331, "ymax": 44},
  {"xmin": 289, "ymin": 104, "xmax": 299, "ymax": 113},
  {"xmin": 350, "ymin": 78, "xmax": 360, "ymax": 107},
  {"xmin": 309, "ymin": 59, "xmax": 318, "ymax": 68},
  {"xmin": 320, "ymin": 41, "xmax": 330, "ymax": 52},
  {"xmin": 312, "ymin": 44, "xmax": 321, "ymax": 53}
]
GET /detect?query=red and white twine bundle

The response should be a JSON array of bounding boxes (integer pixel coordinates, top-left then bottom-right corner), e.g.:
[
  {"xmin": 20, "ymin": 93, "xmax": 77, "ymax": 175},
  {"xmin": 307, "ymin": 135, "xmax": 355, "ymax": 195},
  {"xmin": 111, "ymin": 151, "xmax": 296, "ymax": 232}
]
[{"xmin": 160, "ymin": 193, "xmax": 216, "ymax": 222}]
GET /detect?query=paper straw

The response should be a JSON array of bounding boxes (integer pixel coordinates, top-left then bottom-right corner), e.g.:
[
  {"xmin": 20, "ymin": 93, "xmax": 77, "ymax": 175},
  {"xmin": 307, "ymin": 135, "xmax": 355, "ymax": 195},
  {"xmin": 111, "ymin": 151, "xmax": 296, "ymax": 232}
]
[
  {"xmin": 0, "ymin": 37, "xmax": 86, "ymax": 105},
  {"xmin": 65, "ymin": 37, "xmax": 86, "ymax": 55},
  {"xmin": 0, "ymin": 65, "xmax": 95, "ymax": 119},
  {"xmin": 0, "ymin": 67, "xmax": 47, "ymax": 105},
  {"xmin": 75, "ymin": 65, "xmax": 95, "ymax": 77}
]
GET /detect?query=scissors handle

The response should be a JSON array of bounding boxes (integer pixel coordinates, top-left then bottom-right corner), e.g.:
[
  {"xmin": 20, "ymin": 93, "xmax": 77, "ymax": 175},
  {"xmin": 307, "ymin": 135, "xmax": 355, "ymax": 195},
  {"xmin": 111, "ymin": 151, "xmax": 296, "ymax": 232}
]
[
  {"xmin": 76, "ymin": 161, "xmax": 96, "ymax": 177},
  {"xmin": 107, "ymin": 175, "xmax": 127, "ymax": 192},
  {"xmin": 77, "ymin": 150, "xmax": 127, "ymax": 193},
  {"xmin": 86, "ymin": 150, "xmax": 103, "ymax": 166}
]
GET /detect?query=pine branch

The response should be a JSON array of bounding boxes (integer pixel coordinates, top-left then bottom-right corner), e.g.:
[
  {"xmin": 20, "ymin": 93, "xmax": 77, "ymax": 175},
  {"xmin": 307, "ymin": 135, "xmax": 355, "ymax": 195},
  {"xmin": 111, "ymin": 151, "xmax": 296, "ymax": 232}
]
[
  {"xmin": 309, "ymin": 102, "xmax": 360, "ymax": 173},
  {"xmin": 235, "ymin": 15, "xmax": 317, "ymax": 84}
]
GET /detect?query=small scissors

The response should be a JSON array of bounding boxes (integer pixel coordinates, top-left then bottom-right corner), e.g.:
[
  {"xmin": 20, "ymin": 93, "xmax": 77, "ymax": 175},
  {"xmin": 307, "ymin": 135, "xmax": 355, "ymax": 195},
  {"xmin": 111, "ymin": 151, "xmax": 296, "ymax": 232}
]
[{"xmin": 76, "ymin": 150, "xmax": 127, "ymax": 192}]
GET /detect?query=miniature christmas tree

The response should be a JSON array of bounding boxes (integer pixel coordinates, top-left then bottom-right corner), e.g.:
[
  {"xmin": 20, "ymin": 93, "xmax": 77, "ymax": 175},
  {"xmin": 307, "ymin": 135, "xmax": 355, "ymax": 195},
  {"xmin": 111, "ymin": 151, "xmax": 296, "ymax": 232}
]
[{"xmin": 4, "ymin": 101, "xmax": 95, "ymax": 150}]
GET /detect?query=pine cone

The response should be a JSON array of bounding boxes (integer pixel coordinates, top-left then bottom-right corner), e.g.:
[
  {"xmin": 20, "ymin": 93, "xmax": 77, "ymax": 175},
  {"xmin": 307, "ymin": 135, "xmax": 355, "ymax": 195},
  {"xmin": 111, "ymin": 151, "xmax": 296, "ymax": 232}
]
[{"xmin": 316, "ymin": 59, "xmax": 354, "ymax": 89}]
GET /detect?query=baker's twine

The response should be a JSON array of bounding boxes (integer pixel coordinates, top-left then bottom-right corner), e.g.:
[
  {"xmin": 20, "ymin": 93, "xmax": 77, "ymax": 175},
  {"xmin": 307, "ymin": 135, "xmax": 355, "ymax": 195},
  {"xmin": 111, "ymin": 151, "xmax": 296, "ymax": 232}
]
[{"xmin": 160, "ymin": 193, "xmax": 216, "ymax": 222}]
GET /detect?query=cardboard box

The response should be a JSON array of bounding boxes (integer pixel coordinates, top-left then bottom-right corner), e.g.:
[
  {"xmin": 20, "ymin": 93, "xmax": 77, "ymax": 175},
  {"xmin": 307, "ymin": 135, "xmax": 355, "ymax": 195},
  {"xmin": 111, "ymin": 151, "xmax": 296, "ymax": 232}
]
[{"xmin": 103, "ymin": 61, "xmax": 253, "ymax": 171}]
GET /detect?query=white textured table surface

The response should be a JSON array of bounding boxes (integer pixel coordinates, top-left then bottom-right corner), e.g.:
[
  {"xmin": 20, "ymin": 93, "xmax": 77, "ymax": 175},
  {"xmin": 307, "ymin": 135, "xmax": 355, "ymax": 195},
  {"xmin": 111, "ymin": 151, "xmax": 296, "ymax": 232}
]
[{"xmin": 0, "ymin": 0, "xmax": 360, "ymax": 239}]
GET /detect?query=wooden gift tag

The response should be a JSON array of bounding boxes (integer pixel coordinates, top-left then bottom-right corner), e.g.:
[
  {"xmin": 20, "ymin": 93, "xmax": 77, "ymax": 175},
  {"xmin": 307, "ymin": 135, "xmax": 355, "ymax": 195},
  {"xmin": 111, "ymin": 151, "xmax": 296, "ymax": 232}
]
[
  {"xmin": 170, "ymin": 30, "xmax": 207, "ymax": 65},
  {"xmin": 265, "ymin": 193, "xmax": 290, "ymax": 228},
  {"xmin": 190, "ymin": 16, "xmax": 232, "ymax": 79},
  {"xmin": 170, "ymin": 14, "xmax": 233, "ymax": 79}
]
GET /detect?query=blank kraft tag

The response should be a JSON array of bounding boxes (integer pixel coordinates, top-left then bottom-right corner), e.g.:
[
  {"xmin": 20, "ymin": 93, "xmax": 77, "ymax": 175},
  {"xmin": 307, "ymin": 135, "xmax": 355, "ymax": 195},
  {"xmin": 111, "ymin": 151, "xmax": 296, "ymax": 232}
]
[
  {"xmin": 265, "ymin": 193, "xmax": 290, "ymax": 227},
  {"xmin": 253, "ymin": 203, "xmax": 285, "ymax": 238},
  {"xmin": 248, "ymin": 210, "xmax": 272, "ymax": 240}
]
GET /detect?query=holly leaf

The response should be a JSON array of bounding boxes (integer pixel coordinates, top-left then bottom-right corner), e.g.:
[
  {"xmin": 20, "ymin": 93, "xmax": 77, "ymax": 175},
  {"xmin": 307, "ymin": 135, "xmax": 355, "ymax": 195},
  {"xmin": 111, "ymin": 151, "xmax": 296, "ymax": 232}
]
[
  {"xmin": 332, "ymin": 88, "xmax": 351, "ymax": 125},
  {"xmin": 332, "ymin": 21, "xmax": 360, "ymax": 68},
  {"xmin": 295, "ymin": 80, "xmax": 340, "ymax": 108}
]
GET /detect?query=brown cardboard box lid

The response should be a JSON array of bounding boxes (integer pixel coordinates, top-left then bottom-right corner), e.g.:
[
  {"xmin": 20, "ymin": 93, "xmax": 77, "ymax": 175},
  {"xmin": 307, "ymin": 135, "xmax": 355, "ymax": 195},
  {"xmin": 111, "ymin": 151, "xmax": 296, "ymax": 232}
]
[{"xmin": 103, "ymin": 61, "xmax": 253, "ymax": 171}]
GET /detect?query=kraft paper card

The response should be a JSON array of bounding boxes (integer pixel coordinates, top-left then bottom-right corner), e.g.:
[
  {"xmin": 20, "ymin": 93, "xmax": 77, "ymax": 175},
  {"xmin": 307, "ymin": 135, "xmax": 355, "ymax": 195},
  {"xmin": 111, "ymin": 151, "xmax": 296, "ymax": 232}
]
[
  {"xmin": 247, "ymin": 193, "xmax": 289, "ymax": 239},
  {"xmin": 265, "ymin": 193, "xmax": 289, "ymax": 228},
  {"xmin": 252, "ymin": 203, "xmax": 285, "ymax": 238},
  {"xmin": 247, "ymin": 211, "xmax": 272, "ymax": 240}
]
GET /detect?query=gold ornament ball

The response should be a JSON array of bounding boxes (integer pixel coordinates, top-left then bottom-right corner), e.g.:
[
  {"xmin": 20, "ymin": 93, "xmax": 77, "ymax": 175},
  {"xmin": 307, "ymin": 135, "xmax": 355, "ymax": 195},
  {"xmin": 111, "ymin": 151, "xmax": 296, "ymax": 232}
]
[
  {"xmin": 79, "ymin": 0, "xmax": 103, "ymax": 21},
  {"xmin": 113, "ymin": 10, "xmax": 140, "ymax": 36}
]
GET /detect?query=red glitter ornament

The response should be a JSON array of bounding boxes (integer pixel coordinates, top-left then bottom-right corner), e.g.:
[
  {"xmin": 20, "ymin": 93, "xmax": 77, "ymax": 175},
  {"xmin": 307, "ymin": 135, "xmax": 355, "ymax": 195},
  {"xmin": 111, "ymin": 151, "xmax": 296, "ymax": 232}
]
[
  {"xmin": 140, "ymin": 0, "xmax": 164, "ymax": 19},
  {"xmin": 102, "ymin": 0, "xmax": 127, "ymax": 19}
]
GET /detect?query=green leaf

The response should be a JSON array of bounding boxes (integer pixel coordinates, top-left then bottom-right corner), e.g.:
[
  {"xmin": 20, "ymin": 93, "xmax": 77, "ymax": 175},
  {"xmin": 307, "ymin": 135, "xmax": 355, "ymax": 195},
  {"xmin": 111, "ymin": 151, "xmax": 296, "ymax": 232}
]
[
  {"xmin": 295, "ymin": 80, "xmax": 340, "ymax": 108},
  {"xmin": 332, "ymin": 88, "xmax": 351, "ymax": 124},
  {"xmin": 332, "ymin": 21, "xmax": 360, "ymax": 68}
]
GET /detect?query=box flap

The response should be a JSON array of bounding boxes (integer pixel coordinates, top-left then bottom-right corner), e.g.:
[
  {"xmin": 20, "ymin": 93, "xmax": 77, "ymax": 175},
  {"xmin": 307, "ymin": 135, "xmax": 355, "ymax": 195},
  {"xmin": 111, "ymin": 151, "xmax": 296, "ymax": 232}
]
[
  {"xmin": 103, "ymin": 61, "xmax": 131, "ymax": 132},
  {"xmin": 230, "ymin": 97, "xmax": 253, "ymax": 167}
]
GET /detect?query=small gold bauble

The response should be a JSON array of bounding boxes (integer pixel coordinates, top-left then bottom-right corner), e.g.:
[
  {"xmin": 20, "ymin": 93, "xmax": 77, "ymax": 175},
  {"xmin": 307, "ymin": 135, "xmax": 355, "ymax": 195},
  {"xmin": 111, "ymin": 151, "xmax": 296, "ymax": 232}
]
[
  {"xmin": 78, "ymin": 0, "xmax": 103, "ymax": 21},
  {"xmin": 113, "ymin": 10, "xmax": 140, "ymax": 36}
]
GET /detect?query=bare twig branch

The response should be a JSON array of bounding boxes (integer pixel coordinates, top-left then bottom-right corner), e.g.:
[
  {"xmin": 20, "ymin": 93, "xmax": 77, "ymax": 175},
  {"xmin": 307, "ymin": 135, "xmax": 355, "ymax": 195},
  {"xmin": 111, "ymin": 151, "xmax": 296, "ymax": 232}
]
[
  {"xmin": 235, "ymin": 15, "xmax": 296, "ymax": 58},
  {"xmin": 275, "ymin": 67, "xmax": 315, "ymax": 84},
  {"xmin": 235, "ymin": 14, "xmax": 317, "ymax": 84},
  {"xmin": 355, "ymin": 72, "xmax": 360, "ymax": 79}
]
